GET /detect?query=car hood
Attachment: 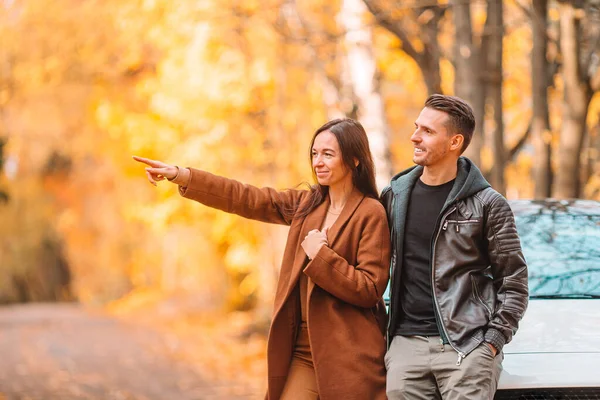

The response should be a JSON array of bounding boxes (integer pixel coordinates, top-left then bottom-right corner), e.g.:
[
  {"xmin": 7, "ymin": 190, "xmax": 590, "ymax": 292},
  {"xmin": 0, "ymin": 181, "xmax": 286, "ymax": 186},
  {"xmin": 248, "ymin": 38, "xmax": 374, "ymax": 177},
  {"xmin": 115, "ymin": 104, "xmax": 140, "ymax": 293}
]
[
  {"xmin": 503, "ymin": 299, "xmax": 600, "ymax": 354},
  {"xmin": 499, "ymin": 299, "xmax": 600, "ymax": 389}
]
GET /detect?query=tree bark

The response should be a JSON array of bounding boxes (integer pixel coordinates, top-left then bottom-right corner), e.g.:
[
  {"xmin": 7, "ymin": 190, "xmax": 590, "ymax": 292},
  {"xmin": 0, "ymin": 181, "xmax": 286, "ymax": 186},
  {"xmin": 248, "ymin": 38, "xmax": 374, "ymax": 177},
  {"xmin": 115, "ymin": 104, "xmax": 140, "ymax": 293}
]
[
  {"xmin": 487, "ymin": 0, "xmax": 506, "ymax": 195},
  {"xmin": 531, "ymin": 0, "xmax": 553, "ymax": 198},
  {"xmin": 419, "ymin": 7, "xmax": 444, "ymax": 96},
  {"xmin": 341, "ymin": 0, "xmax": 392, "ymax": 190},
  {"xmin": 554, "ymin": 2, "xmax": 592, "ymax": 199},
  {"xmin": 589, "ymin": 118, "xmax": 600, "ymax": 198},
  {"xmin": 451, "ymin": 0, "xmax": 482, "ymax": 166},
  {"xmin": 0, "ymin": 50, "xmax": 15, "ymax": 202}
]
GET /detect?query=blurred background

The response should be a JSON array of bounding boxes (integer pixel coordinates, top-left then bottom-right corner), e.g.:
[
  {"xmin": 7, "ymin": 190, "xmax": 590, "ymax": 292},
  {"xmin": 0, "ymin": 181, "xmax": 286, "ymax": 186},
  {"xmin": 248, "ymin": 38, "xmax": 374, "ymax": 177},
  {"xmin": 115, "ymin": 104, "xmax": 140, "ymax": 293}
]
[{"xmin": 0, "ymin": 0, "xmax": 599, "ymax": 398}]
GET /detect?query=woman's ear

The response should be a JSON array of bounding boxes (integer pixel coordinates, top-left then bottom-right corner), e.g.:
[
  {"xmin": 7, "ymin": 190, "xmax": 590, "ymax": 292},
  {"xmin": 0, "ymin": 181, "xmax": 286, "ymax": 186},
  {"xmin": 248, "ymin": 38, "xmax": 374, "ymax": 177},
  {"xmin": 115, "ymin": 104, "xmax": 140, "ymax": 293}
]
[{"xmin": 354, "ymin": 158, "xmax": 360, "ymax": 167}]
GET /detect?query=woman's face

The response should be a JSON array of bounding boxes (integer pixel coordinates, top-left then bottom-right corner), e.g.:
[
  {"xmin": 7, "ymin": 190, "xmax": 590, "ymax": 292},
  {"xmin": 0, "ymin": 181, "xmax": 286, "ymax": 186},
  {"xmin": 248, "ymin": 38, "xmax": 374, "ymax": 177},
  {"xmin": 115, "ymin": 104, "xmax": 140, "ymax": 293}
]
[{"xmin": 311, "ymin": 130, "xmax": 353, "ymax": 190}]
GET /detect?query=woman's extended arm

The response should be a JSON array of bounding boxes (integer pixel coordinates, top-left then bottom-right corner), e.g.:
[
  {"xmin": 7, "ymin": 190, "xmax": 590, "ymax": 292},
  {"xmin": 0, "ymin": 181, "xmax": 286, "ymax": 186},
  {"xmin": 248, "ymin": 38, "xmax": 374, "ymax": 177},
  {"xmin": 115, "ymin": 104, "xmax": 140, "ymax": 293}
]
[{"xmin": 133, "ymin": 156, "xmax": 307, "ymax": 226}]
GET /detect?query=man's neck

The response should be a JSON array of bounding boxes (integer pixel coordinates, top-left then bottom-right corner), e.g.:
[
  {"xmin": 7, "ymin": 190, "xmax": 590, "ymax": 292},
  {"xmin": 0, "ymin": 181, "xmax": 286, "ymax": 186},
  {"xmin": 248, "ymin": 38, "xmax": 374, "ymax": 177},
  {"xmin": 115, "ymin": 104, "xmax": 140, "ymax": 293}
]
[{"xmin": 420, "ymin": 159, "xmax": 458, "ymax": 186}]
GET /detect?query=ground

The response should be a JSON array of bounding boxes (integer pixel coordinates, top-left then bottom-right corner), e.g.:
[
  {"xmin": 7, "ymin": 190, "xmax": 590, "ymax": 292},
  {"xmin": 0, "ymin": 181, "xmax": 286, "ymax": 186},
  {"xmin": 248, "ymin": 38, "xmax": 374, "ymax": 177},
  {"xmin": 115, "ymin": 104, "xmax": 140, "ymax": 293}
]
[{"xmin": 0, "ymin": 303, "xmax": 267, "ymax": 400}]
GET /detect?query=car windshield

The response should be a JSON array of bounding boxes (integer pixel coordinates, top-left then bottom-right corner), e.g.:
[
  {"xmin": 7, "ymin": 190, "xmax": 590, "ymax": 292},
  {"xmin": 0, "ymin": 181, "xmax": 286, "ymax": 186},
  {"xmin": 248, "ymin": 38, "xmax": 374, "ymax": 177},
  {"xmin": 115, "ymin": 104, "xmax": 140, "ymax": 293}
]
[{"xmin": 515, "ymin": 213, "xmax": 600, "ymax": 297}]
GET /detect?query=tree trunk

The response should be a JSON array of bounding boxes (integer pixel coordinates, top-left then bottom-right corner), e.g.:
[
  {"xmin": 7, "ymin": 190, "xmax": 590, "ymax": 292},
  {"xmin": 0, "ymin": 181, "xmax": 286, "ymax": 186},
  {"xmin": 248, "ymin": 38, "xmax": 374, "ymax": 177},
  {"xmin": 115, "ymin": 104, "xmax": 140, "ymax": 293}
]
[
  {"xmin": 554, "ymin": 2, "xmax": 592, "ymax": 199},
  {"xmin": 588, "ymin": 117, "xmax": 600, "ymax": 198},
  {"xmin": 419, "ymin": 7, "xmax": 444, "ymax": 96},
  {"xmin": 487, "ymin": 0, "xmax": 506, "ymax": 195},
  {"xmin": 0, "ymin": 51, "xmax": 15, "ymax": 202},
  {"xmin": 531, "ymin": 0, "xmax": 553, "ymax": 198},
  {"xmin": 452, "ymin": 0, "xmax": 482, "ymax": 166},
  {"xmin": 340, "ymin": 0, "xmax": 392, "ymax": 190}
]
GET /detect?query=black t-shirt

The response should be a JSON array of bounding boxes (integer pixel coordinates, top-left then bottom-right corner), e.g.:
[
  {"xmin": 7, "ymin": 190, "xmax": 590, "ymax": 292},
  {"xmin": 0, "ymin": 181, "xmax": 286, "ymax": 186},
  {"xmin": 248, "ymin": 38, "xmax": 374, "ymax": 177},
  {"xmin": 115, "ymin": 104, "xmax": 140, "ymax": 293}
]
[{"xmin": 395, "ymin": 178, "xmax": 454, "ymax": 337}]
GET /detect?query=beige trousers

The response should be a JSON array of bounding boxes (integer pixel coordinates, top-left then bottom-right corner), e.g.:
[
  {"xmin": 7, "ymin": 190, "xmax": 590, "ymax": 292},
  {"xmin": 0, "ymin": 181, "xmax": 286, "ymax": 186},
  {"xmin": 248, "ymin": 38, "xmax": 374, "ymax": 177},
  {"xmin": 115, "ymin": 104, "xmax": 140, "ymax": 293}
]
[
  {"xmin": 385, "ymin": 335, "xmax": 502, "ymax": 400},
  {"xmin": 280, "ymin": 326, "xmax": 319, "ymax": 400}
]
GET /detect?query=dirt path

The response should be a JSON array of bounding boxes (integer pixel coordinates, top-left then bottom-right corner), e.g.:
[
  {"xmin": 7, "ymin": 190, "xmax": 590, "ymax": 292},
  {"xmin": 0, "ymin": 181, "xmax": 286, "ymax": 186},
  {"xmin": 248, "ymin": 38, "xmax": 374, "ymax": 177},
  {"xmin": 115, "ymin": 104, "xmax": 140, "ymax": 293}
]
[{"xmin": 0, "ymin": 303, "xmax": 255, "ymax": 400}]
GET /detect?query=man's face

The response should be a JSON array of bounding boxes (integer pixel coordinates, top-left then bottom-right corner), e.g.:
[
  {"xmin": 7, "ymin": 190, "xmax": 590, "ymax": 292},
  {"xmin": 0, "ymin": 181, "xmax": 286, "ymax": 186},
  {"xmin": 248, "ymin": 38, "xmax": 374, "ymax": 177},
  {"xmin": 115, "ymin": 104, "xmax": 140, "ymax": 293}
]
[{"xmin": 411, "ymin": 107, "xmax": 459, "ymax": 167}]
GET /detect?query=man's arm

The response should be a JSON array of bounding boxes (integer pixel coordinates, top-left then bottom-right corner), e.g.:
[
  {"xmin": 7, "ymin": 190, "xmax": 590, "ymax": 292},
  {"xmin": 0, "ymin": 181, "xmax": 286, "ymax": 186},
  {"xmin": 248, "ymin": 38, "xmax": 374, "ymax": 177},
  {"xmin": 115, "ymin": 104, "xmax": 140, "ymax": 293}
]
[{"xmin": 483, "ymin": 192, "xmax": 529, "ymax": 353}]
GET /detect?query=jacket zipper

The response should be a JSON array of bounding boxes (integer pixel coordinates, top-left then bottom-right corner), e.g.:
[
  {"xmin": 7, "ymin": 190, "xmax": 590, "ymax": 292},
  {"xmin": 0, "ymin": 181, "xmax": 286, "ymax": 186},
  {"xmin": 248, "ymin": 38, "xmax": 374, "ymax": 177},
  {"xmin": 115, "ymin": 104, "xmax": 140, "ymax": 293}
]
[
  {"xmin": 443, "ymin": 219, "xmax": 480, "ymax": 225},
  {"xmin": 432, "ymin": 206, "xmax": 466, "ymax": 365},
  {"xmin": 443, "ymin": 219, "xmax": 479, "ymax": 233}
]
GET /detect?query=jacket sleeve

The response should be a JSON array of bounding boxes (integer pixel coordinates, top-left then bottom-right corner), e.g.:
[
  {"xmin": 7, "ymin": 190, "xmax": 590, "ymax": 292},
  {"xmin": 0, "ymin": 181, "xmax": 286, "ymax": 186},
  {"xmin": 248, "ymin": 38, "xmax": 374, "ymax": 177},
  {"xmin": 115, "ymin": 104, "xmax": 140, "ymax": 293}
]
[
  {"xmin": 484, "ymin": 194, "xmax": 529, "ymax": 352},
  {"xmin": 178, "ymin": 168, "xmax": 307, "ymax": 226},
  {"xmin": 380, "ymin": 186, "xmax": 394, "ymax": 231},
  {"xmin": 302, "ymin": 202, "xmax": 391, "ymax": 308}
]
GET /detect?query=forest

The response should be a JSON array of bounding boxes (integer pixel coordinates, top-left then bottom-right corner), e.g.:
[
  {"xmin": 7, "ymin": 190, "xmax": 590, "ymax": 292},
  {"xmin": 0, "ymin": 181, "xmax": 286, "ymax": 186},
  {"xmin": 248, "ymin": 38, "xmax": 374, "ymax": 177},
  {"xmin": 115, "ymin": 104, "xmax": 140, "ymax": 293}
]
[{"xmin": 1, "ymin": 0, "xmax": 599, "ymax": 315}]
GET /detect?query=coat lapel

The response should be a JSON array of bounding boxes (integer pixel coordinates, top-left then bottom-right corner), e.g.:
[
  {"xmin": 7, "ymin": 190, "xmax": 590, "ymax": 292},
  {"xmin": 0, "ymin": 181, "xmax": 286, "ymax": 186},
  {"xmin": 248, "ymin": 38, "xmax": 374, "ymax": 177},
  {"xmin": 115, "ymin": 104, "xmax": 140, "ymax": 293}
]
[
  {"xmin": 325, "ymin": 188, "xmax": 364, "ymax": 247},
  {"xmin": 273, "ymin": 189, "xmax": 366, "ymax": 318},
  {"xmin": 285, "ymin": 197, "xmax": 329, "ymax": 295},
  {"xmin": 306, "ymin": 189, "xmax": 365, "ymax": 309},
  {"xmin": 285, "ymin": 189, "xmax": 365, "ymax": 306},
  {"xmin": 272, "ymin": 196, "xmax": 329, "ymax": 317}
]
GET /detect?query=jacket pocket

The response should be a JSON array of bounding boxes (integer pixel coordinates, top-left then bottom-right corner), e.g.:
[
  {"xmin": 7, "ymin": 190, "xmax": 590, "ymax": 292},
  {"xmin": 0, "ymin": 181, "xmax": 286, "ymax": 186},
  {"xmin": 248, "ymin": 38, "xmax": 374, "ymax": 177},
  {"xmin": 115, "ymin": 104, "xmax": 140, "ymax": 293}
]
[
  {"xmin": 443, "ymin": 218, "xmax": 481, "ymax": 232},
  {"xmin": 471, "ymin": 275, "xmax": 493, "ymax": 319}
]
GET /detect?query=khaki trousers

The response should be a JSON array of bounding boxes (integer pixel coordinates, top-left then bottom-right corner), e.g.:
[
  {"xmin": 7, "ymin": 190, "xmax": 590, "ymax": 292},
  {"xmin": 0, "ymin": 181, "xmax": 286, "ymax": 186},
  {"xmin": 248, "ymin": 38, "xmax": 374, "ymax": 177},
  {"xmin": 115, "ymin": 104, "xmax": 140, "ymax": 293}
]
[
  {"xmin": 280, "ymin": 326, "xmax": 319, "ymax": 400},
  {"xmin": 385, "ymin": 335, "xmax": 502, "ymax": 400}
]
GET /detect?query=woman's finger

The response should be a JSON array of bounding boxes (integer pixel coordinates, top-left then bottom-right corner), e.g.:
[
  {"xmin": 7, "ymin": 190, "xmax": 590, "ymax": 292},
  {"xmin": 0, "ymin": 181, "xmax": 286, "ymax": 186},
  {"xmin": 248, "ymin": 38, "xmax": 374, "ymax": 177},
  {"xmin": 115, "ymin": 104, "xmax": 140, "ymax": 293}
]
[
  {"xmin": 133, "ymin": 156, "xmax": 166, "ymax": 168},
  {"xmin": 307, "ymin": 231, "xmax": 326, "ymax": 239},
  {"xmin": 145, "ymin": 170, "xmax": 158, "ymax": 186}
]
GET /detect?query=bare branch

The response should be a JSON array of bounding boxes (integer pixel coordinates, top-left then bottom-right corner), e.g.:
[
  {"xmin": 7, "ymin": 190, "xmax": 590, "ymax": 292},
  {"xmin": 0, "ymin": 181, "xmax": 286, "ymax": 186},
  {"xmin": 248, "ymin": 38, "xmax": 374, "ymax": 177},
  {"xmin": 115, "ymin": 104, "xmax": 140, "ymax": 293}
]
[
  {"xmin": 484, "ymin": 120, "xmax": 530, "ymax": 178},
  {"xmin": 514, "ymin": 0, "xmax": 533, "ymax": 19},
  {"xmin": 508, "ymin": 122, "xmax": 532, "ymax": 161},
  {"xmin": 361, "ymin": 0, "xmax": 423, "ymax": 64}
]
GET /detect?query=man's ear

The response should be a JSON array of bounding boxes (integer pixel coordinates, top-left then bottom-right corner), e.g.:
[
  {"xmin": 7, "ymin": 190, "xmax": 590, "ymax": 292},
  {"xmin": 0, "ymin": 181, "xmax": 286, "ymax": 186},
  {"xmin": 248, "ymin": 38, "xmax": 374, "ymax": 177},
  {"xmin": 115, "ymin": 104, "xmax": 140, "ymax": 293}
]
[{"xmin": 450, "ymin": 134, "xmax": 464, "ymax": 152}]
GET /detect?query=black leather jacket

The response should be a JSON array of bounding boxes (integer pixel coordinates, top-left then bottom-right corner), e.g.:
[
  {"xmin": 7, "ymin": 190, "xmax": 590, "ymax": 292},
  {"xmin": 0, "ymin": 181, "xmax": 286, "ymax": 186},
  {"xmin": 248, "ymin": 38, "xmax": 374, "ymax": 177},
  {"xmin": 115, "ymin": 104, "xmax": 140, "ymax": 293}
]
[{"xmin": 381, "ymin": 158, "xmax": 528, "ymax": 361}]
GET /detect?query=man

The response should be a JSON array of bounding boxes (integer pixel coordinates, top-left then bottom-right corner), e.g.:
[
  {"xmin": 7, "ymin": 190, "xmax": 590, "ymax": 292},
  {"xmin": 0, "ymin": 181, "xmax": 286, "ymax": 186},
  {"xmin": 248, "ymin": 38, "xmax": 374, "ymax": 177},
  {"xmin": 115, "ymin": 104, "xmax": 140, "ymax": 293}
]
[{"xmin": 381, "ymin": 94, "xmax": 528, "ymax": 399}]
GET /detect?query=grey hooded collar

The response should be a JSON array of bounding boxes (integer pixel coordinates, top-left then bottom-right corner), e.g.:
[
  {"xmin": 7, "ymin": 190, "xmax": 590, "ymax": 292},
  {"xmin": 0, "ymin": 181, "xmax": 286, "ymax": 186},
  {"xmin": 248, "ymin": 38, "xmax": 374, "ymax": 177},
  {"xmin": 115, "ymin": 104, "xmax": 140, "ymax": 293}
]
[{"xmin": 390, "ymin": 157, "xmax": 491, "ymax": 211}]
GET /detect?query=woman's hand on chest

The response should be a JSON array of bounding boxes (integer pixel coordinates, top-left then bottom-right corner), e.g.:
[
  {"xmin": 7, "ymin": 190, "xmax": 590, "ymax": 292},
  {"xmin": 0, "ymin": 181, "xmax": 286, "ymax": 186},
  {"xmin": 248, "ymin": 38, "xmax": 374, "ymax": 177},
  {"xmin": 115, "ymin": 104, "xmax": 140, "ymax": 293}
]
[{"xmin": 301, "ymin": 227, "xmax": 329, "ymax": 260}]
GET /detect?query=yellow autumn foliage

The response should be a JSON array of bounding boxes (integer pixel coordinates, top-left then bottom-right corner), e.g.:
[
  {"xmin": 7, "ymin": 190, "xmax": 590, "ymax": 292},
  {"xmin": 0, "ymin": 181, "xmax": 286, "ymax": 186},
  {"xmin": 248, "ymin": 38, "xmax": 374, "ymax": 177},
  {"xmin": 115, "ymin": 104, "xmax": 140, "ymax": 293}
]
[{"xmin": 1, "ymin": 0, "xmax": 599, "ymax": 309}]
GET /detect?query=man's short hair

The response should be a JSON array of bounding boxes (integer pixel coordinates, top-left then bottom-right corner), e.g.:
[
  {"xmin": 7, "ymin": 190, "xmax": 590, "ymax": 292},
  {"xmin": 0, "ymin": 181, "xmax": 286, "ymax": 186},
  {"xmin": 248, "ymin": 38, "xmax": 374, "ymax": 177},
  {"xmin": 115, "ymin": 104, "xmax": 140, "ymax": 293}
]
[{"xmin": 424, "ymin": 94, "xmax": 475, "ymax": 153}]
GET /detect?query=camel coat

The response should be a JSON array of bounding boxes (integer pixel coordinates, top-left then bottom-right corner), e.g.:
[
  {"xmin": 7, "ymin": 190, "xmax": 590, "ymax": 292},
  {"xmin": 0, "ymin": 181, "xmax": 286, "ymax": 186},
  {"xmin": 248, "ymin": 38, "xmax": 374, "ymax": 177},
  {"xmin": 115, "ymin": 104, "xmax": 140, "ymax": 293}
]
[{"xmin": 179, "ymin": 168, "xmax": 390, "ymax": 400}]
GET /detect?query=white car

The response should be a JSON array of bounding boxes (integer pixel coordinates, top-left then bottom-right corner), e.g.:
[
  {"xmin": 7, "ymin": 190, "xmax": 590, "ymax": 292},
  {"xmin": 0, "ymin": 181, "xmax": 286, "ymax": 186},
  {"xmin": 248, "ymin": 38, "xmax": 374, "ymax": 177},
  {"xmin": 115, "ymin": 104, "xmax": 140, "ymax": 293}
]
[{"xmin": 496, "ymin": 199, "xmax": 600, "ymax": 399}]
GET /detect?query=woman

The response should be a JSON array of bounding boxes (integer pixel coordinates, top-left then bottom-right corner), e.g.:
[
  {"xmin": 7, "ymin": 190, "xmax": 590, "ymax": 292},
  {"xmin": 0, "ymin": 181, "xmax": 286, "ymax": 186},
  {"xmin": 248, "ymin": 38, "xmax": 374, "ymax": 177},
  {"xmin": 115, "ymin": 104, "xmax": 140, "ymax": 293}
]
[{"xmin": 133, "ymin": 118, "xmax": 390, "ymax": 399}]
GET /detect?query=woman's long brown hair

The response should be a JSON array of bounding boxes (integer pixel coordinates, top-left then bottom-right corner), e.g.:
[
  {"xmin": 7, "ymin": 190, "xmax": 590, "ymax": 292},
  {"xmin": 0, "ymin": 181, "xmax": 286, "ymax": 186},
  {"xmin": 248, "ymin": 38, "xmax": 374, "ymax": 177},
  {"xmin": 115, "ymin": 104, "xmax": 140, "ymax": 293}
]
[{"xmin": 290, "ymin": 118, "xmax": 379, "ymax": 219}]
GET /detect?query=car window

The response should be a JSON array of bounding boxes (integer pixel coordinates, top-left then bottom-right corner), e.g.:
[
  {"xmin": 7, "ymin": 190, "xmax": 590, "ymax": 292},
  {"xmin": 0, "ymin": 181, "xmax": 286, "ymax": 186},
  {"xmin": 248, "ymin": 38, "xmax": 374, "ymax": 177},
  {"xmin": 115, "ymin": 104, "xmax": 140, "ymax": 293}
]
[
  {"xmin": 515, "ymin": 214, "xmax": 600, "ymax": 297},
  {"xmin": 382, "ymin": 211, "xmax": 600, "ymax": 306}
]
